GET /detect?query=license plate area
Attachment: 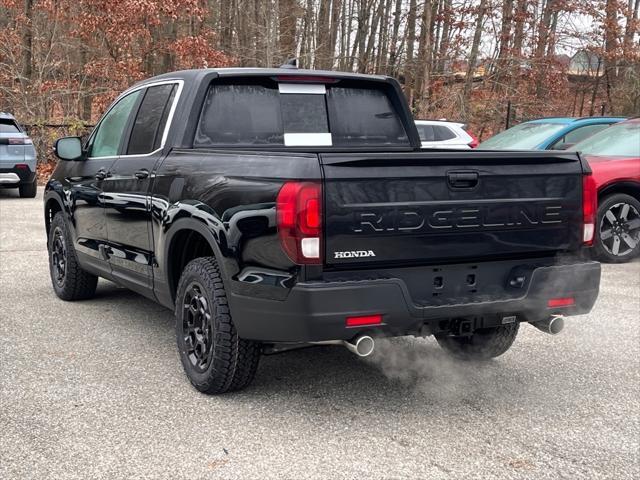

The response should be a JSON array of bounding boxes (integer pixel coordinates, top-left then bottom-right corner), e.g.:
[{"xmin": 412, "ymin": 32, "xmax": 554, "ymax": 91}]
[
  {"xmin": 374, "ymin": 259, "xmax": 537, "ymax": 307},
  {"xmin": 427, "ymin": 264, "xmax": 483, "ymax": 303}
]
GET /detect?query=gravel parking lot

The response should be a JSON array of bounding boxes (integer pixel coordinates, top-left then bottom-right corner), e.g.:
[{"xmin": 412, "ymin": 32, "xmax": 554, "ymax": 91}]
[{"xmin": 1, "ymin": 187, "xmax": 639, "ymax": 480}]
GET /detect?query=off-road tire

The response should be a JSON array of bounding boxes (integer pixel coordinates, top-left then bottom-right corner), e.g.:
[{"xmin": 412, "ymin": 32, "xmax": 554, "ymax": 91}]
[
  {"xmin": 19, "ymin": 178, "xmax": 37, "ymax": 198},
  {"xmin": 592, "ymin": 193, "xmax": 640, "ymax": 264},
  {"xmin": 175, "ymin": 257, "xmax": 261, "ymax": 394},
  {"xmin": 435, "ymin": 323, "xmax": 519, "ymax": 361},
  {"xmin": 48, "ymin": 212, "xmax": 98, "ymax": 300}
]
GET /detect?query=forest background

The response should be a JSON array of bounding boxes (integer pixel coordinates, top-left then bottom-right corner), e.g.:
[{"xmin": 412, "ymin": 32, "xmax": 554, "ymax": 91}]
[{"xmin": 1, "ymin": 0, "xmax": 638, "ymax": 166}]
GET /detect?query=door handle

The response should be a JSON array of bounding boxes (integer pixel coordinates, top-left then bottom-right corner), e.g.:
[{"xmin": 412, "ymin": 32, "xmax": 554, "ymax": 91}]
[
  {"xmin": 447, "ymin": 171, "xmax": 479, "ymax": 190},
  {"xmin": 134, "ymin": 169, "xmax": 149, "ymax": 180},
  {"xmin": 95, "ymin": 168, "xmax": 111, "ymax": 181}
]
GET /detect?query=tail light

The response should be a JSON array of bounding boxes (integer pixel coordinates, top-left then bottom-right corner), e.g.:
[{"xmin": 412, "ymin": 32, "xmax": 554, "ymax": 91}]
[
  {"xmin": 275, "ymin": 75, "xmax": 339, "ymax": 84},
  {"xmin": 7, "ymin": 137, "xmax": 32, "ymax": 145},
  {"xmin": 346, "ymin": 314, "xmax": 383, "ymax": 327},
  {"xmin": 548, "ymin": 297, "xmax": 575, "ymax": 308},
  {"xmin": 276, "ymin": 181, "xmax": 322, "ymax": 264},
  {"xmin": 582, "ymin": 174, "xmax": 597, "ymax": 245},
  {"xmin": 467, "ymin": 131, "xmax": 479, "ymax": 148}
]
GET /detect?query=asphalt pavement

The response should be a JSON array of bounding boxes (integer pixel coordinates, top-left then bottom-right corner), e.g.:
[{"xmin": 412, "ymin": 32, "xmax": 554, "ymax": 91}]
[{"xmin": 1, "ymin": 187, "xmax": 638, "ymax": 479}]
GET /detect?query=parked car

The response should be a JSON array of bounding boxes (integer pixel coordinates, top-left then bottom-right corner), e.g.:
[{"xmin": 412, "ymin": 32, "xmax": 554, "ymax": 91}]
[
  {"xmin": 568, "ymin": 118, "xmax": 640, "ymax": 263},
  {"xmin": 0, "ymin": 112, "xmax": 38, "ymax": 197},
  {"xmin": 477, "ymin": 117, "xmax": 626, "ymax": 151},
  {"xmin": 415, "ymin": 119, "xmax": 478, "ymax": 149},
  {"xmin": 45, "ymin": 68, "xmax": 600, "ymax": 394}
]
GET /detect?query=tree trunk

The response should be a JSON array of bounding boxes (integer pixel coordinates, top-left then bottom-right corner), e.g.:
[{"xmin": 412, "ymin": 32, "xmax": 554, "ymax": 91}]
[
  {"xmin": 496, "ymin": 0, "xmax": 513, "ymax": 77},
  {"xmin": 21, "ymin": 0, "xmax": 33, "ymax": 81},
  {"xmin": 279, "ymin": 0, "xmax": 298, "ymax": 63},
  {"xmin": 623, "ymin": 0, "xmax": 640, "ymax": 56},
  {"xmin": 462, "ymin": 0, "xmax": 487, "ymax": 119},
  {"xmin": 535, "ymin": 0, "xmax": 556, "ymax": 99},
  {"xmin": 328, "ymin": 0, "xmax": 342, "ymax": 69},
  {"xmin": 436, "ymin": 0, "xmax": 452, "ymax": 74},
  {"xmin": 315, "ymin": 0, "xmax": 331, "ymax": 68},
  {"xmin": 512, "ymin": 0, "xmax": 527, "ymax": 58},
  {"xmin": 414, "ymin": 1, "xmax": 432, "ymax": 114},
  {"xmin": 388, "ymin": 0, "xmax": 403, "ymax": 75},
  {"xmin": 603, "ymin": 0, "xmax": 623, "ymax": 112},
  {"xmin": 404, "ymin": 0, "xmax": 417, "ymax": 103},
  {"xmin": 362, "ymin": 0, "xmax": 384, "ymax": 73}
]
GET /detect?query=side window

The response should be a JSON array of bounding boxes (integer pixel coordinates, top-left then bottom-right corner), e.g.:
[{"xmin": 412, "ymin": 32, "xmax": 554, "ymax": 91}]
[
  {"xmin": 127, "ymin": 84, "xmax": 177, "ymax": 155},
  {"xmin": 89, "ymin": 90, "xmax": 141, "ymax": 157},
  {"xmin": 433, "ymin": 125, "xmax": 456, "ymax": 141},
  {"xmin": 551, "ymin": 124, "xmax": 609, "ymax": 150},
  {"xmin": 417, "ymin": 125, "xmax": 435, "ymax": 142}
]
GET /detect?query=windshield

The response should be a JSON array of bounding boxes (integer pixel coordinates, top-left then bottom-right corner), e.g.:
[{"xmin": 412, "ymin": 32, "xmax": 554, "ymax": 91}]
[
  {"xmin": 569, "ymin": 121, "xmax": 640, "ymax": 157},
  {"xmin": 478, "ymin": 122, "xmax": 566, "ymax": 149}
]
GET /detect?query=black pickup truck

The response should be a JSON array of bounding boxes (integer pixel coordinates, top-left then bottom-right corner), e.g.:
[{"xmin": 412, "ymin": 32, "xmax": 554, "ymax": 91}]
[{"xmin": 44, "ymin": 68, "xmax": 601, "ymax": 394}]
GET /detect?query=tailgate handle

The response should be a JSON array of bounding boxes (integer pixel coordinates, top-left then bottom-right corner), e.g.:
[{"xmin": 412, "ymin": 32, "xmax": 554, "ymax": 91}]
[{"xmin": 448, "ymin": 171, "xmax": 478, "ymax": 189}]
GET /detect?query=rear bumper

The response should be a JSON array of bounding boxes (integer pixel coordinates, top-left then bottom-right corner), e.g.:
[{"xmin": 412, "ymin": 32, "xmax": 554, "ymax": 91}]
[
  {"xmin": 230, "ymin": 260, "xmax": 601, "ymax": 342},
  {"xmin": 0, "ymin": 167, "xmax": 36, "ymax": 186}
]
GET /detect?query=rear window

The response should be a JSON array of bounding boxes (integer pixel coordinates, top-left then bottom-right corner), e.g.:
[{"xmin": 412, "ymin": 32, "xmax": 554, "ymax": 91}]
[
  {"xmin": 194, "ymin": 80, "xmax": 408, "ymax": 148},
  {"xmin": 326, "ymin": 87, "xmax": 408, "ymax": 146},
  {"xmin": 0, "ymin": 119, "xmax": 21, "ymax": 134}
]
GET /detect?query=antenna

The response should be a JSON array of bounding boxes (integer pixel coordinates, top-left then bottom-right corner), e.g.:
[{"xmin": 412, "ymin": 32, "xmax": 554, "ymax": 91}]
[{"xmin": 280, "ymin": 58, "xmax": 298, "ymax": 69}]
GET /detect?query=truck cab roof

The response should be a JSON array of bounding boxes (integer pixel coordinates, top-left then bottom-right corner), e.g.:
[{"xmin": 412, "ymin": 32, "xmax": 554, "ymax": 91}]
[{"xmin": 138, "ymin": 67, "xmax": 393, "ymax": 86}]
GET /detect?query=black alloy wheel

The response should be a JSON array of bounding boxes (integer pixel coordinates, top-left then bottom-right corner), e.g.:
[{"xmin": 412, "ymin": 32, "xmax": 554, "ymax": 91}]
[
  {"xmin": 175, "ymin": 257, "xmax": 261, "ymax": 394},
  {"xmin": 51, "ymin": 226, "xmax": 67, "ymax": 287},
  {"xmin": 47, "ymin": 212, "xmax": 98, "ymax": 301},
  {"xmin": 182, "ymin": 282, "xmax": 214, "ymax": 372}
]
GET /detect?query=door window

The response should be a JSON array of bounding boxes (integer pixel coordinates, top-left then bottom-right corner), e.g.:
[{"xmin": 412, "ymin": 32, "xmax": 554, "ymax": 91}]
[
  {"xmin": 127, "ymin": 84, "xmax": 177, "ymax": 155},
  {"xmin": 89, "ymin": 90, "xmax": 141, "ymax": 157},
  {"xmin": 550, "ymin": 124, "xmax": 610, "ymax": 150}
]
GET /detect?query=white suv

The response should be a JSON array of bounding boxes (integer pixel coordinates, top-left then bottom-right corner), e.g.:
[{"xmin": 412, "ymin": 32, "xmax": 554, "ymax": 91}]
[{"xmin": 415, "ymin": 119, "xmax": 478, "ymax": 149}]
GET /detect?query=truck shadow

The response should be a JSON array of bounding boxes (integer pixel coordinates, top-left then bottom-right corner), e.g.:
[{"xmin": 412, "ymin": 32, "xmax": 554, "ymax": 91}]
[
  {"xmin": 250, "ymin": 339, "xmax": 530, "ymax": 410},
  {"xmin": 88, "ymin": 280, "xmax": 534, "ymax": 410}
]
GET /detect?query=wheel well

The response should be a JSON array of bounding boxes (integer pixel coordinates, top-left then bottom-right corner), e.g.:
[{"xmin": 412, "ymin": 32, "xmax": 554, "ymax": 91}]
[
  {"xmin": 168, "ymin": 229, "xmax": 215, "ymax": 301},
  {"xmin": 45, "ymin": 199, "xmax": 62, "ymax": 236},
  {"xmin": 598, "ymin": 182, "xmax": 640, "ymax": 203}
]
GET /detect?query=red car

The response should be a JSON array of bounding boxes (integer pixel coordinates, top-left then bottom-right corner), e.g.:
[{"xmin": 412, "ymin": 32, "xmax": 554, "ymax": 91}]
[{"xmin": 570, "ymin": 118, "xmax": 640, "ymax": 263}]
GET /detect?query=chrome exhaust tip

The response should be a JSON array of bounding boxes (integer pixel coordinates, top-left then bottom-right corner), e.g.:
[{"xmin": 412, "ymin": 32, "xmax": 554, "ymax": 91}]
[
  {"xmin": 531, "ymin": 315, "xmax": 565, "ymax": 335},
  {"xmin": 310, "ymin": 335, "xmax": 376, "ymax": 357},
  {"xmin": 343, "ymin": 335, "xmax": 375, "ymax": 357}
]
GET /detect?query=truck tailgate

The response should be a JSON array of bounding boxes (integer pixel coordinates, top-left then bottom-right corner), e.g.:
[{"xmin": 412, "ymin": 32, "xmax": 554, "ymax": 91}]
[{"xmin": 321, "ymin": 151, "xmax": 586, "ymax": 267}]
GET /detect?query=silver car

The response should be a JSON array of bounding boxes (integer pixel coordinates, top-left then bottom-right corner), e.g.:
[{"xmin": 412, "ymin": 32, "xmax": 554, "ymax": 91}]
[{"xmin": 0, "ymin": 112, "xmax": 38, "ymax": 197}]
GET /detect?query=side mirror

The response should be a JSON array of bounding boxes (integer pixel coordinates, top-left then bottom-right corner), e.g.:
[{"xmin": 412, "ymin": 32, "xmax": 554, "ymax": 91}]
[{"xmin": 54, "ymin": 136, "xmax": 84, "ymax": 161}]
